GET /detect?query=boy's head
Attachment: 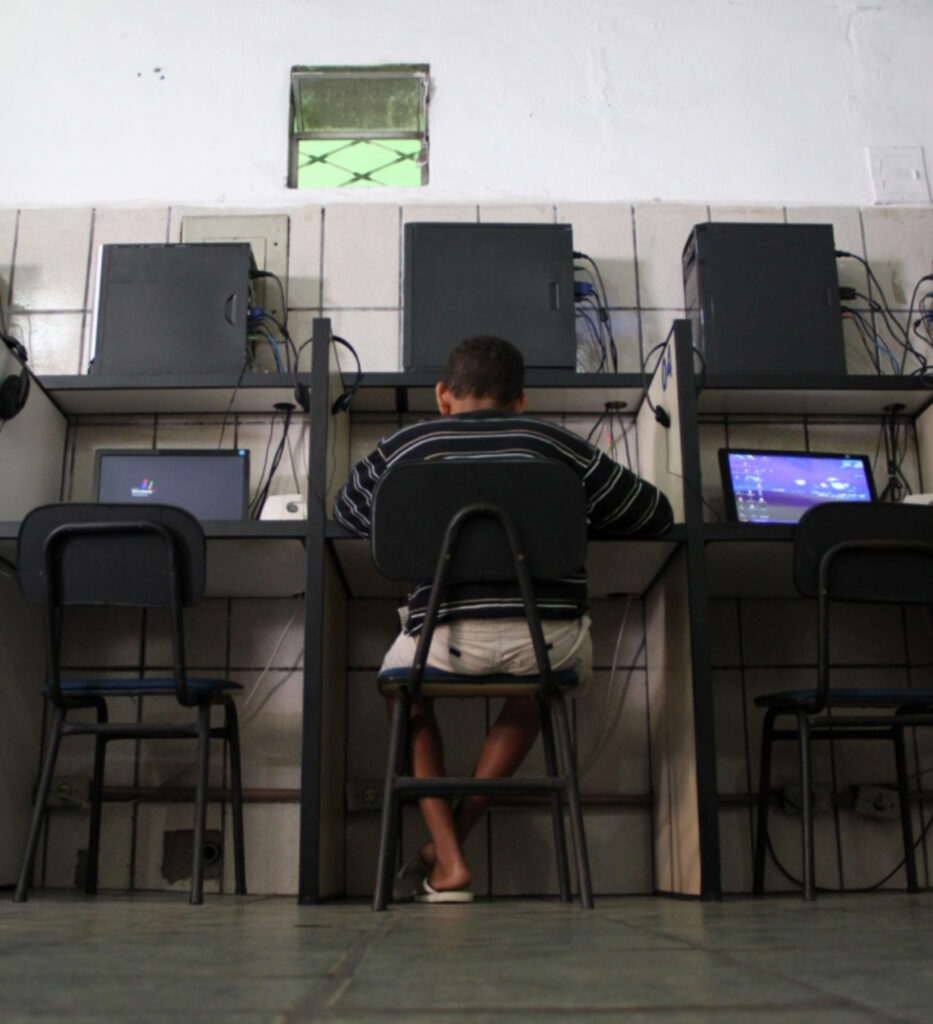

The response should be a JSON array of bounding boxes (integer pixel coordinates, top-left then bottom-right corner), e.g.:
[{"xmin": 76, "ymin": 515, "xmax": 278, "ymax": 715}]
[{"xmin": 437, "ymin": 336, "xmax": 526, "ymax": 414}]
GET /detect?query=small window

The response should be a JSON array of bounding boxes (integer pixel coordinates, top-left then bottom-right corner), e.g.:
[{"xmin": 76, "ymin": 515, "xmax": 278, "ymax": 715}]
[{"xmin": 288, "ymin": 65, "xmax": 429, "ymax": 189}]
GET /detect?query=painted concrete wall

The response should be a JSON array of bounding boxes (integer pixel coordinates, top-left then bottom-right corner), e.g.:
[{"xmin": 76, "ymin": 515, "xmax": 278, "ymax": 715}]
[{"xmin": 1, "ymin": 0, "xmax": 931, "ymax": 207}]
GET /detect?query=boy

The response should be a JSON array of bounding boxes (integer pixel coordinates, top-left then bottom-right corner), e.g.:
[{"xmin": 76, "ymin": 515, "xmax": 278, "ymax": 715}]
[{"xmin": 334, "ymin": 336, "xmax": 672, "ymax": 901}]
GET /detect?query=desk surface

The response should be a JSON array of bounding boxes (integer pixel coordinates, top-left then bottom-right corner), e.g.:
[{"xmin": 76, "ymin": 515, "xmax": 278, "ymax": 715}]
[
  {"xmin": 695, "ymin": 374, "xmax": 933, "ymax": 417},
  {"xmin": 39, "ymin": 373, "xmax": 308, "ymax": 415}
]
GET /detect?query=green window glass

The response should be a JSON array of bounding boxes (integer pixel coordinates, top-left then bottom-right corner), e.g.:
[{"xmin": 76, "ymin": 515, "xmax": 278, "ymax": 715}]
[{"xmin": 289, "ymin": 66, "xmax": 429, "ymax": 188}]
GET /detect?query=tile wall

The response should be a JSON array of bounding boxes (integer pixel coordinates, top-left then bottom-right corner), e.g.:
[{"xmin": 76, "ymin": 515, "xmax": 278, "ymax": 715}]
[{"xmin": 1, "ymin": 201, "xmax": 931, "ymax": 897}]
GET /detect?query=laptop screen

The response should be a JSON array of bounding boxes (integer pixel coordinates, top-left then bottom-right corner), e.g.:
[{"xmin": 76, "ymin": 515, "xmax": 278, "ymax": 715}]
[
  {"xmin": 94, "ymin": 449, "xmax": 250, "ymax": 521},
  {"xmin": 719, "ymin": 448, "xmax": 876, "ymax": 524}
]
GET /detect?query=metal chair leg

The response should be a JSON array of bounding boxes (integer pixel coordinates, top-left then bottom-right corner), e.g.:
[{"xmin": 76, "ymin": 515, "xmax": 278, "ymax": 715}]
[
  {"xmin": 85, "ymin": 700, "xmax": 109, "ymax": 895},
  {"xmin": 190, "ymin": 702, "xmax": 211, "ymax": 905},
  {"xmin": 539, "ymin": 698, "xmax": 571, "ymax": 902},
  {"xmin": 224, "ymin": 698, "xmax": 247, "ymax": 895},
  {"xmin": 753, "ymin": 708, "xmax": 777, "ymax": 894},
  {"xmin": 893, "ymin": 724, "xmax": 918, "ymax": 892},
  {"xmin": 552, "ymin": 693, "xmax": 593, "ymax": 909},
  {"xmin": 373, "ymin": 692, "xmax": 409, "ymax": 911},
  {"xmin": 796, "ymin": 712, "xmax": 815, "ymax": 901},
  {"xmin": 14, "ymin": 707, "xmax": 66, "ymax": 903}
]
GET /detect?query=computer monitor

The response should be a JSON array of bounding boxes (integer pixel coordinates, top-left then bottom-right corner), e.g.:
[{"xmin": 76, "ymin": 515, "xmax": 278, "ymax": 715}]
[
  {"xmin": 94, "ymin": 449, "xmax": 250, "ymax": 521},
  {"xmin": 719, "ymin": 448, "xmax": 876, "ymax": 524},
  {"xmin": 403, "ymin": 222, "xmax": 576, "ymax": 371}
]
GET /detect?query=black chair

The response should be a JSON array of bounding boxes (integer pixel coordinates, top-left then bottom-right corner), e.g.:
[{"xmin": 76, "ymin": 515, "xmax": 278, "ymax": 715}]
[
  {"xmin": 369, "ymin": 459, "xmax": 594, "ymax": 910},
  {"xmin": 753, "ymin": 502, "xmax": 933, "ymax": 900},
  {"xmin": 14, "ymin": 503, "xmax": 246, "ymax": 905}
]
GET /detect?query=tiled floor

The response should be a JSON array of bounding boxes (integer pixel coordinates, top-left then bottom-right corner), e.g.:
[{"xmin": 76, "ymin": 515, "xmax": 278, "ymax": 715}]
[{"xmin": 1, "ymin": 891, "xmax": 932, "ymax": 1021}]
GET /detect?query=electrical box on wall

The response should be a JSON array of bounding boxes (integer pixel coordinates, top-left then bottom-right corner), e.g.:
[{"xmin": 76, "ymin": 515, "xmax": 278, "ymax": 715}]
[{"xmin": 683, "ymin": 222, "xmax": 846, "ymax": 376}]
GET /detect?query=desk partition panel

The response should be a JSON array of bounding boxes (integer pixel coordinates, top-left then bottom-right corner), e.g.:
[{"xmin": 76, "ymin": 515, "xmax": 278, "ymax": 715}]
[
  {"xmin": 636, "ymin": 324, "xmax": 686, "ymax": 525},
  {"xmin": 0, "ymin": 350, "xmax": 67, "ymax": 885},
  {"xmin": 0, "ymin": 348, "xmax": 67, "ymax": 522},
  {"xmin": 640, "ymin": 320, "xmax": 721, "ymax": 899},
  {"xmin": 300, "ymin": 318, "xmax": 348, "ymax": 902},
  {"xmin": 918, "ymin": 401, "xmax": 933, "ymax": 493},
  {"xmin": 324, "ymin": 340, "xmax": 350, "ymax": 518}
]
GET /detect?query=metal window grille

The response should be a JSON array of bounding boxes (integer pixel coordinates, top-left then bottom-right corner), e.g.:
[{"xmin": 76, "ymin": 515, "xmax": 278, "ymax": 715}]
[{"xmin": 288, "ymin": 66, "xmax": 429, "ymax": 188}]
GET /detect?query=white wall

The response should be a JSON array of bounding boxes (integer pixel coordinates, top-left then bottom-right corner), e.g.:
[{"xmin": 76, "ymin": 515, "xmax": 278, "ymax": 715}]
[{"xmin": 2, "ymin": 0, "xmax": 931, "ymax": 207}]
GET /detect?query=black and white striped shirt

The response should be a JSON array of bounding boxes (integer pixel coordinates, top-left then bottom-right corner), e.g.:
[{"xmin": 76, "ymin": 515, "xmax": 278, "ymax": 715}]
[{"xmin": 333, "ymin": 409, "xmax": 673, "ymax": 633}]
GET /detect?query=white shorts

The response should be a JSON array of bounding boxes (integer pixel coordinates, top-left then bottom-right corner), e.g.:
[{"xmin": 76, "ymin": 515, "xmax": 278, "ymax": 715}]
[{"xmin": 381, "ymin": 611, "xmax": 592, "ymax": 690}]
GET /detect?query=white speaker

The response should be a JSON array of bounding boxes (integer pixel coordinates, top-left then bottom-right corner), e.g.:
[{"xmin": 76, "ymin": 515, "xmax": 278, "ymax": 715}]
[{"xmin": 260, "ymin": 493, "xmax": 307, "ymax": 520}]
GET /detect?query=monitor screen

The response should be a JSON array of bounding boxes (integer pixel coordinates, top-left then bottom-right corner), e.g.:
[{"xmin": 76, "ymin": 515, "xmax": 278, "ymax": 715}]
[
  {"xmin": 94, "ymin": 449, "xmax": 250, "ymax": 521},
  {"xmin": 719, "ymin": 448, "xmax": 876, "ymax": 524}
]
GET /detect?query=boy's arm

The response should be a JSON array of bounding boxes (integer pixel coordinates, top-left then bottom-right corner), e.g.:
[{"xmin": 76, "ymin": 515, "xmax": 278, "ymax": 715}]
[
  {"xmin": 584, "ymin": 450, "xmax": 674, "ymax": 538},
  {"xmin": 333, "ymin": 448, "xmax": 386, "ymax": 537}
]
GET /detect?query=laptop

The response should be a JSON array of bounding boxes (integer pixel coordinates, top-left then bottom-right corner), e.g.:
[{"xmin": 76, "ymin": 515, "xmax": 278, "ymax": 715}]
[
  {"xmin": 719, "ymin": 448, "xmax": 876, "ymax": 524},
  {"xmin": 94, "ymin": 449, "xmax": 250, "ymax": 521}
]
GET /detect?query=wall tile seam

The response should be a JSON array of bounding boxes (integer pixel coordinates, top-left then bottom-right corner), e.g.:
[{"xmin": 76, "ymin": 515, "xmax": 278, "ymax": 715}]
[
  {"xmin": 711, "ymin": 660, "xmax": 925, "ymax": 670},
  {"xmin": 318, "ymin": 305, "xmax": 401, "ymax": 312},
  {"xmin": 57, "ymin": 664, "xmax": 306, "ymax": 672},
  {"xmin": 78, "ymin": 209, "xmax": 99, "ymax": 371},
  {"xmin": 317, "ymin": 207, "xmax": 326, "ymax": 311},
  {"xmin": 10, "ymin": 308, "xmax": 87, "ymax": 315}
]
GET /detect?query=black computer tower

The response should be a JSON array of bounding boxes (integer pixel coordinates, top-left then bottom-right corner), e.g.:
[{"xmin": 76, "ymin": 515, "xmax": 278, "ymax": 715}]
[
  {"xmin": 91, "ymin": 243, "xmax": 253, "ymax": 376},
  {"xmin": 403, "ymin": 222, "xmax": 576, "ymax": 371},
  {"xmin": 683, "ymin": 223, "xmax": 846, "ymax": 376}
]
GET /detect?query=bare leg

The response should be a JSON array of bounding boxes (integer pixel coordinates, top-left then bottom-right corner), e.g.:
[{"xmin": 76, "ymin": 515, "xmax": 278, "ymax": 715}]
[
  {"xmin": 420, "ymin": 696, "xmax": 541, "ymax": 867},
  {"xmin": 407, "ymin": 698, "xmax": 472, "ymax": 892}
]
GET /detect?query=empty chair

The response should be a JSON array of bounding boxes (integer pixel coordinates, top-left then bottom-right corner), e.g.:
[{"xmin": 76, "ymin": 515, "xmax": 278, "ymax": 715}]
[
  {"xmin": 369, "ymin": 459, "xmax": 593, "ymax": 910},
  {"xmin": 14, "ymin": 503, "xmax": 246, "ymax": 904},
  {"xmin": 753, "ymin": 501, "xmax": 933, "ymax": 899}
]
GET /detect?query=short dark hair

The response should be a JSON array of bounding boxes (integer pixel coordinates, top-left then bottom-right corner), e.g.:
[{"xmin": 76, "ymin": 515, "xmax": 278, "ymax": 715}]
[{"xmin": 442, "ymin": 336, "xmax": 525, "ymax": 405}]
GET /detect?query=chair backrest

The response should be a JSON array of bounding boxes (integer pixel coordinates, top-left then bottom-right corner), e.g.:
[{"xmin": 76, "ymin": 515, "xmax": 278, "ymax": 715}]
[
  {"xmin": 794, "ymin": 502, "xmax": 933, "ymax": 604},
  {"xmin": 371, "ymin": 458, "xmax": 587, "ymax": 583},
  {"xmin": 18, "ymin": 502, "xmax": 206, "ymax": 608}
]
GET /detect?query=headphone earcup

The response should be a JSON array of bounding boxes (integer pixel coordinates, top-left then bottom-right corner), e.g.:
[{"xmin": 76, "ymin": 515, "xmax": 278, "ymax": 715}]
[{"xmin": 0, "ymin": 370, "xmax": 29, "ymax": 421}]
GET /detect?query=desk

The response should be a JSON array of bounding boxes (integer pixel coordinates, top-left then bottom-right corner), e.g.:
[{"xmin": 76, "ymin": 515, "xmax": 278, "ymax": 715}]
[
  {"xmin": 658, "ymin": 342, "xmax": 933, "ymax": 898},
  {"xmin": 296, "ymin": 325, "xmax": 692, "ymax": 901},
  {"xmin": 6, "ymin": 319, "xmax": 930, "ymax": 899},
  {"xmin": 0, "ymin": 342, "xmax": 315, "ymax": 888}
]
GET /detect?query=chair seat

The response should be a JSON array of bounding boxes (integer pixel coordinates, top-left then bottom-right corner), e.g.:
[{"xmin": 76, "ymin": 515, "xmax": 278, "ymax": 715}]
[
  {"xmin": 377, "ymin": 664, "xmax": 579, "ymax": 697},
  {"xmin": 756, "ymin": 688, "xmax": 933, "ymax": 710},
  {"xmin": 45, "ymin": 677, "xmax": 243, "ymax": 699}
]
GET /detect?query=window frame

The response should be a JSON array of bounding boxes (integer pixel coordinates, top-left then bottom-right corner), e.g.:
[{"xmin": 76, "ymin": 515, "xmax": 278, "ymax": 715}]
[{"xmin": 287, "ymin": 64, "xmax": 430, "ymax": 189}]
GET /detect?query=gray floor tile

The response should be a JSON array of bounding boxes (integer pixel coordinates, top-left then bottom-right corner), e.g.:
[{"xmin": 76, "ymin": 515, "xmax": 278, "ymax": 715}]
[{"xmin": 0, "ymin": 892, "xmax": 928, "ymax": 1021}]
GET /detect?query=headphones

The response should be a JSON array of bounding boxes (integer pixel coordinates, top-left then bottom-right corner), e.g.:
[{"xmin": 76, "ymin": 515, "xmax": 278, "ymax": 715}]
[
  {"xmin": 0, "ymin": 336, "xmax": 30, "ymax": 423},
  {"xmin": 330, "ymin": 335, "xmax": 363, "ymax": 415}
]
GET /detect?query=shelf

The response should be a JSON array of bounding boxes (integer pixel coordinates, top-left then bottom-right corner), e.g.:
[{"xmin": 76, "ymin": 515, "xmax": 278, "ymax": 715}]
[
  {"xmin": 38, "ymin": 373, "xmax": 309, "ymax": 416},
  {"xmin": 346, "ymin": 371, "xmax": 647, "ymax": 415},
  {"xmin": 695, "ymin": 374, "xmax": 933, "ymax": 417},
  {"xmin": 326, "ymin": 522, "xmax": 682, "ymax": 599}
]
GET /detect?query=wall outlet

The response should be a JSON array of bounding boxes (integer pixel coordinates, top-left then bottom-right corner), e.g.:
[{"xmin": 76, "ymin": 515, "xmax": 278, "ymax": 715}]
[
  {"xmin": 161, "ymin": 828, "xmax": 224, "ymax": 883},
  {"xmin": 853, "ymin": 784, "xmax": 901, "ymax": 822},
  {"xmin": 780, "ymin": 782, "xmax": 832, "ymax": 815},
  {"xmin": 867, "ymin": 146, "xmax": 931, "ymax": 205}
]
